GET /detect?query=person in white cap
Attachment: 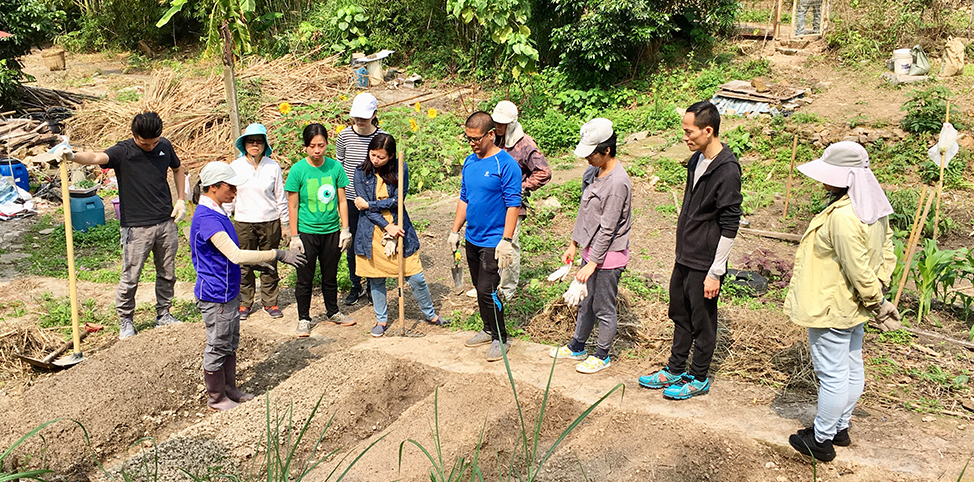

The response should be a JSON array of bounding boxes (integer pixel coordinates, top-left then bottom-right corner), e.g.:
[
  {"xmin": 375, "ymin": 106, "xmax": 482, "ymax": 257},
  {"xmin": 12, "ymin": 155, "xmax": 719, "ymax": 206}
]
[
  {"xmin": 785, "ymin": 141, "xmax": 900, "ymax": 462},
  {"xmin": 191, "ymin": 161, "xmax": 306, "ymax": 411},
  {"xmin": 62, "ymin": 112, "xmax": 187, "ymax": 339},
  {"xmin": 449, "ymin": 111, "xmax": 521, "ymax": 362},
  {"xmin": 228, "ymin": 123, "xmax": 289, "ymax": 320},
  {"xmin": 548, "ymin": 118, "xmax": 631, "ymax": 374},
  {"xmin": 337, "ymin": 93, "xmax": 386, "ymax": 306},
  {"xmin": 639, "ymin": 100, "xmax": 742, "ymax": 400},
  {"xmin": 486, "ymin": 100, "xmax": 551, "ymax": 300}
]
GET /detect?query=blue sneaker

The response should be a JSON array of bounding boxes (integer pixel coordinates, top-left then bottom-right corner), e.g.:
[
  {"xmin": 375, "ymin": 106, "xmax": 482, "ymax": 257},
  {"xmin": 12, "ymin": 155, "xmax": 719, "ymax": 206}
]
[
  {"xmin": 662, "ymin": 375, "xmax": 710, "ymax": 400},
  {"xmin": 638, "ymin": 368, "xmax": 686, "ymax": 389}
]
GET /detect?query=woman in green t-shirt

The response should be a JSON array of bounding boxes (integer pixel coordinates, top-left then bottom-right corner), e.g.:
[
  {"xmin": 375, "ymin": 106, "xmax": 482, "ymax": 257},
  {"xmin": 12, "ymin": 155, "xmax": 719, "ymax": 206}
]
[{"xmin": 284, "ymin": 123, "xmax": 354, "ymax": 337}]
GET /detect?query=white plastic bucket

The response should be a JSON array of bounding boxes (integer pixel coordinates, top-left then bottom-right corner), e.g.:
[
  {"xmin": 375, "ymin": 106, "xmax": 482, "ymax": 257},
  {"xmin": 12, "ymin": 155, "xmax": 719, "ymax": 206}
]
[{"xmin": 893, "ymin": 49, "xmax": 911, "ymax": 75}]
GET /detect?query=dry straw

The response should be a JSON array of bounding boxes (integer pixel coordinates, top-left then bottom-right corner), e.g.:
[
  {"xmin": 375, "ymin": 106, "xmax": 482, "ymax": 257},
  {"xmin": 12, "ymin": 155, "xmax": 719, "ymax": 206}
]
[{"xmin": 65, "ymin": 54, "xmax": 351, "ymax": 171}]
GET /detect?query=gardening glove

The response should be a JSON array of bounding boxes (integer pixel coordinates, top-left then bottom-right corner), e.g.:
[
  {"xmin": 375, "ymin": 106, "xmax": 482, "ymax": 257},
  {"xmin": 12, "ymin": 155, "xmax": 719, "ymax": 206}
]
[
  {"xmin": 448, "ymin": 231, "xmax": 461, "ymax": 252},
  {"xmin": 289, "ymin": 236, "xmax": 305, "ymax": 255},
  {"xmin": 339, "ymin": 227, "xmax": 352, "ymax": 251},
  {"xmin": 495, "ymin": 238, "xmax": 514, "ymax": 269},
  {"xmin": 382, "ymin": 234, "xmax": 397, "ymax": 257},
  {"xmin": 275, "ymin": 248, "xmax": 307, "ymax": 267},
  {"xmin": 562, "ymin": 279, "xmax": 588, "ymax": 306},
  {"xmin": 871, "ymin": 299, "xmax": 904, "ymax": 332},
  {"xmin": 52, "ymin": 144, "xmax": 75, "ymax": 161},
  {"xmin": 170, "ymin": 199, "xmax": 186, "ymax": 223},
  {"xmin": 281, "ymin": 231, "xmax": 291, "ymax": 248}
]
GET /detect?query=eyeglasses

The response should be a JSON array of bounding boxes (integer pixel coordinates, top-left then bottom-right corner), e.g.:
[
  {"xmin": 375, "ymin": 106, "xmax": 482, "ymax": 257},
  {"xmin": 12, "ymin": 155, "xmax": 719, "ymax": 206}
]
[
  {"xmin": 245, "ymin": 138, "xmax": 265, "ymax": 145},
  {"xmin": 464, "ymin": 131, "xmax": 492, "ymax": 144}
]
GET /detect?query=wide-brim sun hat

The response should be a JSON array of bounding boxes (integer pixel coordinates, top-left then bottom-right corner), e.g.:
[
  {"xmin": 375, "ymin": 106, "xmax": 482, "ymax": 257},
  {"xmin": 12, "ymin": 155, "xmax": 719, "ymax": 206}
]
[
  {"xmin": 491, "ymin": 100, "xmax": 518, "ymax": 124},
  {"xmin": 200, "ymin": 161, "xmax": 250, "ymax": 187},
  {"xmin": 234, "ymin": 123, "xmax": 272, "ymax": 158},
  {"xmin": 798, "ymin": 140, "xmax": 893, "ymax": 224},
  {"xmin": 350, "ymin": 93, "xmax": 378, "ymax": 119},
  {"xmin": 574, "ymin": 118, "xmax": 614, "ymax": 158},
  {"xmin": 797, "ymin": 140, "xmax": 868, "ymax": 188}
]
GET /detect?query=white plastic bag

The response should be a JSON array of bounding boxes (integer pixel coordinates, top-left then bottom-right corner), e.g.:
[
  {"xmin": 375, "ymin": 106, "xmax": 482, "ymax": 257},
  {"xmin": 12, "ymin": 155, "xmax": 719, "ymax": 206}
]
[{"xmin": 927, "ymin": 122, "xmax": 959, "ymax": 168}]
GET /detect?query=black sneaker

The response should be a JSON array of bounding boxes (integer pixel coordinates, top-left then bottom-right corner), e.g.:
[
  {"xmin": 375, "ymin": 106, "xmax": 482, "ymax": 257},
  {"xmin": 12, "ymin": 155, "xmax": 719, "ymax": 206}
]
[
  {"xmin": 789, "ymin": 427, "xmax": 836, "ymax": 462},
  {"xmin": 832, "ymin": 427, "xmax": 851, "ymax": 447},
  {"xmin": 344, "ymin": 285, "xmax": 363, "ymax": 305}
]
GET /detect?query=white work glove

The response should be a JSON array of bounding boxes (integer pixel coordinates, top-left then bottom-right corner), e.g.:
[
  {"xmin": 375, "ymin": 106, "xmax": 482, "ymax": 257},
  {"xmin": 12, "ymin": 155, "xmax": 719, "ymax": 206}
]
[
  {"xmin": 547, "ymin": 263, "xmax": 572, "ymax": 282},
  {"xmin": 289, "ymin": 236, "xmax": 305, "ymax": 255},
  {"xmin": 562, "ymin": 279, "xmax": 588, "ymax": 306},
  {"xmin": 171, "ymin": 199, "xmax": 186, "ymax": 223},
  {"xmin": 448, "ymin": 231, "xmax": 461, "ymax": 252},
  {"xmin": 495, "ymin": 238, "xmax": 514, "ymax": 269},
  {"xmin": 53, "ymin": 144, "xmax": 75, "ymax": 161},
  {"xmin": 871, "ymin": 299, "xmax": 904, "ymax": 332},
  {"xmin": 339, "ymin": 228, "xmax": 352, "ymax": 251},
  {"xmin": 382, "ymin": 234, "xmax": 397, "ymax": 257},
  {"xmin": 281, "ymin": 231, "xmax": 291, "ymax": 249}
]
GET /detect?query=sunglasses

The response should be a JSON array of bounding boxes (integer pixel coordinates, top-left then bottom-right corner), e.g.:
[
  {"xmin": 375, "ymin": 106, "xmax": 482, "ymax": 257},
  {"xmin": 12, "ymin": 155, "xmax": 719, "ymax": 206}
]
[{"xmin": 245, "ymin": 137, "xmax": 265, "ymax": 145}]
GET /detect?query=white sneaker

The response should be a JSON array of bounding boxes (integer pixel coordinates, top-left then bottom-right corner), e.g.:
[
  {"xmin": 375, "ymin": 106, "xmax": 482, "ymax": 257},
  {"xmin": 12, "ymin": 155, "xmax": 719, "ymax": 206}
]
[
  {"xmin": 549, "ymin": 345, "xmax": 587, "ymax": 361},
  {"xmin": 576, "ymin": 356, "xmax": 610, "ymax": 374}
]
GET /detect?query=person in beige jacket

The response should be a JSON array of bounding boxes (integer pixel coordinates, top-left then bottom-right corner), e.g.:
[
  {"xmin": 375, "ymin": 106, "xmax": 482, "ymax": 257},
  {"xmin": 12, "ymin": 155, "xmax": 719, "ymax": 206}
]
[{"xmin": 784, "ymin": 141, "xmax": 901, "ymax": 462}]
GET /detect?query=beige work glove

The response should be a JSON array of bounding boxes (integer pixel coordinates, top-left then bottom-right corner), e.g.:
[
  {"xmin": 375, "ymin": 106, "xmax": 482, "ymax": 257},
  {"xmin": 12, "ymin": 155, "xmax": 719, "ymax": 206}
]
[
  {"xmin": 871, "ymin": 299, "xmax": 904, "ymax": 332},
  {"xmin": 289, "ymin": 236, "xmax": 305, "ymax": 255},
  {"xmin": 171, "ymin": 199, "xmax": 186, "ymax": 223},
  {"xmin": 281, "ymin": 230, "xmax": 291, "ymax": 249},
  {"xmin": 495, "ymin": 238, "xmax": 514, "ymax": 269},
  {"xmin": 382, "ymin": 234, "xmax": 397, "ymax": 258},
  {"xmin": 53, "ymin": 144, "xmax": 75, "ymax": 161},
  {"xmin": 339, "ymin": 227, "xmax": 352, "ymax": 251},
  {"xmin": 448, "ymin": 231, "xmax": 461, "ymax": 252}
]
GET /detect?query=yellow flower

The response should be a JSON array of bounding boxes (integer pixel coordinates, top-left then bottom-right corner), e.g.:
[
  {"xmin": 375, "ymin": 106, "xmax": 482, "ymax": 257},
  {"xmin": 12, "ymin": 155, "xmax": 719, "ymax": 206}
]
[
  {"xmin": 278, "ymin": 102, "xmax": 292, "ymax": 115},
  {"xmin": 427, "ymin": 108, "xmax": 437, "ymax": 119},
  {"xmin": 414, "ymin": 102, "xmax": 421, "ymax": 112},
  {"xmin": 340, "ymin": 95, "xmax": 348, "ymax": 101},
  {"xmin": 409, "ymin": 118, "xmax": 418, "ymax": 132},
  {"xmin": 378, "ymin": 119, "xmax": 384, "ymax": 126}
]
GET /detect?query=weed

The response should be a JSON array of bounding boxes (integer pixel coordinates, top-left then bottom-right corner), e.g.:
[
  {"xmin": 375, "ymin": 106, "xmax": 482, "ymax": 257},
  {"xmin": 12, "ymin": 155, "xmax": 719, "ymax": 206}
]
[
  {"xmin": 651, "ymin": 157, "xmax": 686, "ymax": 192},
  {"xmin": 877, "ymin": 329, "xmax": 913, "ymax": 345},
  {"xmin": 901, "ymin": 86, "xmax": 963, "ymax": 134},
  {"xmin": 655, "ymin": 203, "xmax": 677, "ymax": 216}
]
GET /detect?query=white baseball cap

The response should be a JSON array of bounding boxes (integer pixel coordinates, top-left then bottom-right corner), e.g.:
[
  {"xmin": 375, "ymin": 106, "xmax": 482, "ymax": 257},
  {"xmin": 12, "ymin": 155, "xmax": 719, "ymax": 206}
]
[
  {"xmin": 349, "ymin": 93, "xmax": 378, "ymax": 119},
  {"xmin": 574, "ymin": 118, "xmax": 614, "ymax": 157},
  {"xmin": 491, "ymin": 100, "xmax": 518, "ymax": 124},
  {"xmin": 200, "ymin": 161, "xmax": 249, "ymax": 187}
]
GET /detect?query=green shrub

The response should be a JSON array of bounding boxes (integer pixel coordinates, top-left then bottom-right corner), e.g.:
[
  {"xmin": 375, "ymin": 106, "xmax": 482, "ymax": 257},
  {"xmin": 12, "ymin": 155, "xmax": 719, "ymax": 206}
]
[
  {"xmin": 520, "ymin": 108, "xmax": 582, "ymax": 155},
  {"xmin": 902, "ymin": 86, "xmax": 963, "ymax": 134}
]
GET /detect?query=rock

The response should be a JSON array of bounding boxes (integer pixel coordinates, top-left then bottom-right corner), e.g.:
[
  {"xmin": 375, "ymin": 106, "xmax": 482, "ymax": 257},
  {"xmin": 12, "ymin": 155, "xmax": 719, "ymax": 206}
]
[
  {"xmin": 778, "ymin": 78, "xmax": 790, "ymax": 86},
  {"xmin": 540, "ymin": 197, "xmax": 562, "ymax": 210},
  {"xmin": 624, "ymin": 131, "xmax": 649, "ymax": 144},
  {"xmin": 922, "ymin": 415, "xmax": 936, "ymax": 422},
  {"xmin": 858, "ymin": 134, "xmax": 869, "ymax": 144},
  {"xmin": 0, "ymin": 252, "xmax": 29, "ymax": 263},
  {"xmin": 874, "ymin": 128, "xmax": 892, "ymax": 141},
  {"xmin": 813, "ymin": 81, "xmax": 832, "ymax": 91},
  {"xmin": 751, "ymin": 78, "xmax": 770, "ymax": 93},
  {"xmin": 725, "ymin": 108, "xmax": 737, "ymax": 116},
  {"xmin": 881, "ymin": 72, "xmax": 931, "ymax": 86},
  {"xmin": 765, "ymin": 462, "xmax": 778, "ymax": 469},
  {"xmin": 662, "ymin": 142, "xmax": 694, "ymax": 164},
  {"xmin": 38, "ymin": 228, "xmax": 54, "ymax": 235},
  {"xmin": 842, "ymin": 135, "xmax": 860, "ymax": 143},
  {"xmin": 776, "ymin": 47, "xmax": 800, "ymax": 55}
]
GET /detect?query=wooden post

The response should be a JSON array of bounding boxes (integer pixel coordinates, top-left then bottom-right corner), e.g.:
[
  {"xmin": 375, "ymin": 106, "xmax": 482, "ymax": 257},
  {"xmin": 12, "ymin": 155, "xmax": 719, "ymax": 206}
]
[
  {"xmin": 220, "ymin": 22, "xmax": 242, "ymax": 148},
  {"xmin": 782, "ymin": 134, "xmax": 799, "ymax": 220},
  {"xmin": 773, "ymin": 0, "xmax": 784, "ymax": 39},
  {"xmin": 932, "ymin": 101, "xmax": 950, "ymax": 240},
  {"xmin": 791, "ymin": 0, "xmax": 798, "ymax": 37},
  {"xmin": 894, "ymin": 188, "xmax": 935, "ymax": 308},
  {"xmin": 397, "ymin": 150, "xmax": 405, "ymax": 330}
]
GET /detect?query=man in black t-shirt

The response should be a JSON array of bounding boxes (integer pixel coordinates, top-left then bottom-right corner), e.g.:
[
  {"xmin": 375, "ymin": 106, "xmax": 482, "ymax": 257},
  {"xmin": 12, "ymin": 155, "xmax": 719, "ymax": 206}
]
[{"xmin": 60, "ymin": 112, "xmax": 188, "ymax": 340}]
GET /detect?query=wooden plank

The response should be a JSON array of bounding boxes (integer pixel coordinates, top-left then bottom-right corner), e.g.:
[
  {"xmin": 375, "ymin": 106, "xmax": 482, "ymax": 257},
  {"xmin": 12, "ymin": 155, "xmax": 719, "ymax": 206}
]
[{"xmin": 739, "ymin": 227, "xmax": 803, "ymax": 242}]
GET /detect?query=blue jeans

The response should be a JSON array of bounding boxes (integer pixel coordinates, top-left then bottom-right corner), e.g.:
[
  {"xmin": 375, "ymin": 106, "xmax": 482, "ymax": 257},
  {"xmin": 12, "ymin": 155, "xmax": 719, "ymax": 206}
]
[
  {"xmin": 795, "ymin": 0, "xmax": 822, "ymax": 35},
  {"xmin": 808, "ymin": 323, "xmax": 864, "ymax": 443},
  {"xmin": 369, "ymin": 272, "xmax": 437, "ymax": 325}
]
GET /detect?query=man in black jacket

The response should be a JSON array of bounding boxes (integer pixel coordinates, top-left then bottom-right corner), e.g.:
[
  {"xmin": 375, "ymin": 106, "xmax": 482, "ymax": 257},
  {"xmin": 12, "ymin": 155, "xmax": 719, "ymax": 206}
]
[{"xmin": 638, "ymin": 101, "xmax": 743, "ymax": 400}]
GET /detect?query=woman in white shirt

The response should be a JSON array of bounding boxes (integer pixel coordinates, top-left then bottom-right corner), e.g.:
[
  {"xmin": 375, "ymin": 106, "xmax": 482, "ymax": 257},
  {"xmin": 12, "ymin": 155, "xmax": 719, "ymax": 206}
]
[{"xmin": 229, "ymin": 123, "xmax": 289, "ymax": 320}]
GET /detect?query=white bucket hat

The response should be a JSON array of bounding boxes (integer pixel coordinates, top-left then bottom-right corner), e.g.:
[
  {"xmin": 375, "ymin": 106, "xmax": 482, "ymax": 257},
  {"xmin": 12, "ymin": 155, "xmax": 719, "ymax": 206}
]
[
  {"xmin": 349, "ymin": 93, "xmax": 378, "ymax": 119},
  {"xmin": 798, "ymin": 141, "xmax": 892, "ymax": 224},
  {"xmin": 574, "ymin": 118, "xmax": 614, "ymax": 158},
  {"xmin": 491, "ymin": 100, "xmax": 524, "ymax": 148},
  {"xmin": 200, "ymin": 161, "xmax": 249, "ymax": 187}
]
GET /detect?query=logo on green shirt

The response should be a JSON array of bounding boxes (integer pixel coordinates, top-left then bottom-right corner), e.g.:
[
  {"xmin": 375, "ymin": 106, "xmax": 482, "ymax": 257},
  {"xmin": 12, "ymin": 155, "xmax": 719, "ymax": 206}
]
[{"xmin": 305, "ymin": 176, "xmax": 336, "ymax": 213}]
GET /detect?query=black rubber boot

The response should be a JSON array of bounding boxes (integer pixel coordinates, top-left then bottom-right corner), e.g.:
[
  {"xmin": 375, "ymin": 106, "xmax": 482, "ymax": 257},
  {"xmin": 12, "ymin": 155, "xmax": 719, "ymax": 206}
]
[
  {"xmin": 204, "ymin": 369, "xmax": 239, "ymax": 411},
  {"xmin": 223, "ymin": 354, "xmax": 254, "ymax": 403}
]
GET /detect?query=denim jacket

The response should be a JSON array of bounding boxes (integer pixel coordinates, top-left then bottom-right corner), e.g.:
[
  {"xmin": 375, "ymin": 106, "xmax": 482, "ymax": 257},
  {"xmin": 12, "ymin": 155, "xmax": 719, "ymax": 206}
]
[{"xmin": 352, "ymin": 162, "xmax": 420, "ymax": 259}]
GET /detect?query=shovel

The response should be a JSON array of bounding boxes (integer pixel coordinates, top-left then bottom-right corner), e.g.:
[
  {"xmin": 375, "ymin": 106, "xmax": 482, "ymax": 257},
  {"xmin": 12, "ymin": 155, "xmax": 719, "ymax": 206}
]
[
  {"xmin": 19, "ymin": 323, "xmax": 104, "ymax": 370},
  {"xmin": 451, "ymin": 249, "xmax": 463, "ymax": 291}
]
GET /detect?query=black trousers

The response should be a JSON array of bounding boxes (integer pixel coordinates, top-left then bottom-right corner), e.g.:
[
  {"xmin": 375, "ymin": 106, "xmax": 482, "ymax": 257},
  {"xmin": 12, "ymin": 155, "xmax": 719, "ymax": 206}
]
[
  {"xmin": 666, "ymin": 263, "xmax": 721, "ymax": 380},
  {"xmin": 346, "ymin": 199, "xmax": 362, "ymax": 289},
  {"xmin": 466, "ymin": 242, "xmax": 507, "ymax": 343},
  {"xmin": 295, "ymin": 231, "xmax": 340, "ymax": 320}
]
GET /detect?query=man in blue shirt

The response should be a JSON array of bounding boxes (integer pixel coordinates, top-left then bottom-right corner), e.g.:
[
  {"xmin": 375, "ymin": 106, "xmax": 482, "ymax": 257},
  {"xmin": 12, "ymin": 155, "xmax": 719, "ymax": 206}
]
[
  {"xmin": 191, "ymin": 162, "xmax": 305, "ymax": 410},
  {"xmin": 449, "ymin": 111, "xmax": 521, "ymax": 362}
]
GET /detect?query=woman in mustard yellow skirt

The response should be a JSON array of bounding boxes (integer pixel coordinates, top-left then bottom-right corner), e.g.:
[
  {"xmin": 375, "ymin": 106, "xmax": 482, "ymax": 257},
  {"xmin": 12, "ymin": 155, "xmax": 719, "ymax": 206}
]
[{"xmin": 352, "ymin": 133, "xmax": 448, "ymax": 336}]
